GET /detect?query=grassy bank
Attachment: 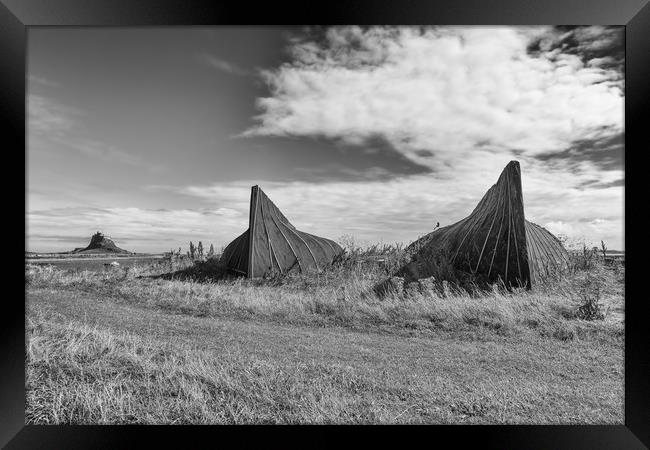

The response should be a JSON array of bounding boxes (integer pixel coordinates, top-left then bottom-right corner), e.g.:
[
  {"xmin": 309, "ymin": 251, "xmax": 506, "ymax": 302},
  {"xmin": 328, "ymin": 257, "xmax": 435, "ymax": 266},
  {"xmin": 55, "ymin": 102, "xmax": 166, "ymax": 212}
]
[
  {"xmin": 26, "ymin": 254, "xmax": 624, "ymax": 341},
  {"xmin": 26, "ymin": 290, "xmax": 623, "ymax": 424},
  {"xmin": 25, "ymin": 244, "xmax": 624, "ymax": 424}
]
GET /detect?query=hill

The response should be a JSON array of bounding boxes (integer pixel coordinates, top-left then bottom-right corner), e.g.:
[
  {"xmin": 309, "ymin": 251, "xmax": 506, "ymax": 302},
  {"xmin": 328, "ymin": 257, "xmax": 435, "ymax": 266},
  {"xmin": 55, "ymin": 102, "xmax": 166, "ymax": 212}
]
[{"xmin": 71, "ymin": 232, "xmax": 131, "ymax": 255}]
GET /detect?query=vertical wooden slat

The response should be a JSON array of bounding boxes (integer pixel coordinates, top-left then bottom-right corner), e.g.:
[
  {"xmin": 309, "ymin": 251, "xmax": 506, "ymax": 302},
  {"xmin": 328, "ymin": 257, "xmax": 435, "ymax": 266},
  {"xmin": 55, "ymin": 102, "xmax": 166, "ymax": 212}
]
[{"xmin": 247, "ymin": 185, "xmax": 259, "ymax": 278}]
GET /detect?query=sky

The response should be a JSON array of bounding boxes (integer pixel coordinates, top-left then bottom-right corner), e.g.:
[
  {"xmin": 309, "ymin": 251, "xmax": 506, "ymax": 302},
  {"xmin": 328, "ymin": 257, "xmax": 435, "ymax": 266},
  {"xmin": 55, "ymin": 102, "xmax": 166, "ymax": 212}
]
[{"xmin": 27, "ymin": 26, "xmax": 624, "ymax": 253}]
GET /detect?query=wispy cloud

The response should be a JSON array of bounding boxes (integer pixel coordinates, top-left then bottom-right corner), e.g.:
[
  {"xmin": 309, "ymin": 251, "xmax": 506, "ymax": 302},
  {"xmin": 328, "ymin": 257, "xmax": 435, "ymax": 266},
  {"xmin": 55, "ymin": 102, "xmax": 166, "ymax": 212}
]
[
  {"xmin": 28, "ymin": 94, "xmax": 78, "ymax": 136},
  {"xmin": 28, "ymin": 94, "xmax": 165, "ymax": 172},
  {"xmin": 293, "ymin": 164, "xmax": 399, "ymax": 182},
  {"xmin": 62, "ymin": 136, "xmax": 166, "ymax": 172},
  {"xmin": 31, "ymin": 163, "xmax": 623, "ymax": 252},
  {"xmin": 199, "ymin": 53, "xmax": 252, "ymax": 76},
  {"xmin": 158, "ymin": 163, "xmax": 624, "ymax": 250},
  {"xmin": 28, "ymin": 74, "xmax": 60, "ymax": 88}
]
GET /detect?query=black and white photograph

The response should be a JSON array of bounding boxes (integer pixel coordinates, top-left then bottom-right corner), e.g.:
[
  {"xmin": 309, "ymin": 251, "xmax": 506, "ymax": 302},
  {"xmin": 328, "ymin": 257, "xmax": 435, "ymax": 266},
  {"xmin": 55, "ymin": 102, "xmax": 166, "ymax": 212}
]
[{"xmin": 24, "ymin": 24, "xmax": 626, "ymax": 425}]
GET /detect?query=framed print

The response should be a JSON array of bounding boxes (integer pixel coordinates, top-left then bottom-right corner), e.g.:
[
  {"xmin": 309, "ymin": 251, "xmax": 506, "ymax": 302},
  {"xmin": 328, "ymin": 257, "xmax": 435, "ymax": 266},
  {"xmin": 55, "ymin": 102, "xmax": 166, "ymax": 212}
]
[{"xmin": 3, "ymin": 0, "xmax": 648, "ymax": 447}]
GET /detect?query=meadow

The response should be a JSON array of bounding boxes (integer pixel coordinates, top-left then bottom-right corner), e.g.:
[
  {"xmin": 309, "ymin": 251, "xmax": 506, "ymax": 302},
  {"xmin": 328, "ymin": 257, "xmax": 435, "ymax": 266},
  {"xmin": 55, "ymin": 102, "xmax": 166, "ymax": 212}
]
[{"xmin": 24, "ymin": 241, "xmax": 624, "ymax": 424}]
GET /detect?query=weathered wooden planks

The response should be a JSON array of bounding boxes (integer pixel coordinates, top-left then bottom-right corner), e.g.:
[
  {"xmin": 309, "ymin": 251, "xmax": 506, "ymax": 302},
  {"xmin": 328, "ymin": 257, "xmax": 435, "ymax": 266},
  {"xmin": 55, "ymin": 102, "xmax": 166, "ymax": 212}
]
[
  {"xmin": 400, "ymin": 161, "xmax": 569, "ymax": 288},
  {"xmin": 220, "ymin": 185, "xmax": 343, "ymax": 278}
]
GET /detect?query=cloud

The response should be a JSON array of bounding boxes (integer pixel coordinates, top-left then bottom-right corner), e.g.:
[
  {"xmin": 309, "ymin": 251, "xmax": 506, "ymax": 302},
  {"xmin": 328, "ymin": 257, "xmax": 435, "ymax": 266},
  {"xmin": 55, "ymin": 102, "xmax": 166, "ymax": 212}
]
[
  {"xmin": 161, "ymin": 162, "xmax": 624, "ymax": 250},
  {"xmin": 28, "ymin": 94, "xmax": 164, "ymax": 172},
  {"xmin": 28, "ymin": 74, "xmax": 61, "ymax": 88},
  {"xmin": 545, "ymin": 218, "xmax": 623, "ymax": 250},
  {"xmin": 527, "ymin": 26, "xmax": 624, "ymax": 75},
  {"xmin": 535, "ymin": 132, "xmax": 624, "ymax": 172},
  {"xmin": 293, "ymin": 164, "xmax": 402, "ymax": 182},
  {"xmin": 30, "ymin": 160, "xmax": 623, "ymax": 253},
  {"xmin": 62, "ymin": 136, "xmax": 165, "ymax": 172},
  {"xmin": 233, "ymin": 26, "xmax": 623, "ymax": 249},
  {"xmin": 199, "ymin": 53, "xmax": 251, "ymax": 76},
  {"xmin": 28, "ymin": 94, "xmax": 78, "ymax": 136},
  {"xmin": 242, "ymin": 26, "xmax": 622, "ymax": 168}
]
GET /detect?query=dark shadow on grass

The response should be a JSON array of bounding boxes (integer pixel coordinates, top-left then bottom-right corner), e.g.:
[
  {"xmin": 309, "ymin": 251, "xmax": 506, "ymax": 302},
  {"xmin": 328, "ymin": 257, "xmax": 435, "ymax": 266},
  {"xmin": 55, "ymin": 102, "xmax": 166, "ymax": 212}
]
[
  {"xmin": 139, "ymin": 257, "xmax": 329, "ymax": 286},
  {"xmin": 142, "ymin": 258, "xmax": 238, "ymax": 283}
]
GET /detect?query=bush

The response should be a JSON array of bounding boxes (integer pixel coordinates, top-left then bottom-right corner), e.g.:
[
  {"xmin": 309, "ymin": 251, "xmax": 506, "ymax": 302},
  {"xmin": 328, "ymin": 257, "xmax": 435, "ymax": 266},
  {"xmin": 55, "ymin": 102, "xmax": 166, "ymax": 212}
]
[
  {"xmin": 576, "ymin": 297, "xmax": 605, "ymax": 321},
  {"xmin": 569, "ymin": 261, "xmax": 609, "ymax": 321}
]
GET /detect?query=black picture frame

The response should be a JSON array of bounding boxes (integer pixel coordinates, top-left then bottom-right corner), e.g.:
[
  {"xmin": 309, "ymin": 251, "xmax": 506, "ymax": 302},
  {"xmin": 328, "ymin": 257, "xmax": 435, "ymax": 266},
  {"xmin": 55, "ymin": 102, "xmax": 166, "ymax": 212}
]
[{"xmin": 3, "ymin": 0, "xmax": 648, "ymax": 448}]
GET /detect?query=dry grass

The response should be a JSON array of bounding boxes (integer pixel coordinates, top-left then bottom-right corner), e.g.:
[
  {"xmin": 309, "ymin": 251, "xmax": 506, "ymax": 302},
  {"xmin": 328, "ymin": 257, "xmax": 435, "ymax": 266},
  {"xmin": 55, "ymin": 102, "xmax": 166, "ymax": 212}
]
[
  {"xmin": 24, "ymin": 241, "xmax": 624, "ymax": 424},
  {"xmin": 26, "ymin": 252, "xmax": 623, "ymax": 341},
  {"xmin": 25, "ymin": 299, "xmax": 623, "ymax": 424}
]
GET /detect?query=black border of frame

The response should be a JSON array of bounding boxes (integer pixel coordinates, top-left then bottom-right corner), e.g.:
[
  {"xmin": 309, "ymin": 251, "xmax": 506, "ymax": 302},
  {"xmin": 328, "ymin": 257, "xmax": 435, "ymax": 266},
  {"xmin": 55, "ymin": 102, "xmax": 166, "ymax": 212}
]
[{"xmin": 2, "ymin": 0, "xmax": 648, "ymax": 448}]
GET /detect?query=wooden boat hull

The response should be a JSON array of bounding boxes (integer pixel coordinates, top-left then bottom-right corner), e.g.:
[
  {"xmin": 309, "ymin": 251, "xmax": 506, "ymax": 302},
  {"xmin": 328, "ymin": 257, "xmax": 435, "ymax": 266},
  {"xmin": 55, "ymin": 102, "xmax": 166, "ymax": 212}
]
[
  {"xmin": 400, "ymin": 161, "xmax": 569, "ymax": 288},
  {"xmin": 220, "ymin": 185, "xmax": 343, "ymax": 278}
]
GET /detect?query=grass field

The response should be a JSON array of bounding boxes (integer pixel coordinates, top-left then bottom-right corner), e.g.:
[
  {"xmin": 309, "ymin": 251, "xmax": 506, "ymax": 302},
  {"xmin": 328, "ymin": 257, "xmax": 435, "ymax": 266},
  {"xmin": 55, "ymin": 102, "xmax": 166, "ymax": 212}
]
[
  {"xmin": 25, "ymin": 255, "xmax": 165, "ymax": 272},
  {"xmin": 24, "ymin": 245, "xmax": 624, "ymax": 424}
]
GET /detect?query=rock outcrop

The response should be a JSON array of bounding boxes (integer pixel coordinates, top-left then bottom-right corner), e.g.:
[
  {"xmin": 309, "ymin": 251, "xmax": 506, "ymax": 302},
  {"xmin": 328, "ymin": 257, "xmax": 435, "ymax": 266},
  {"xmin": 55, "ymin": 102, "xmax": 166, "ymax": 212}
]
[{"xmin": 72, "ymin": 232, "xmax": 131, "ymax": 254}]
